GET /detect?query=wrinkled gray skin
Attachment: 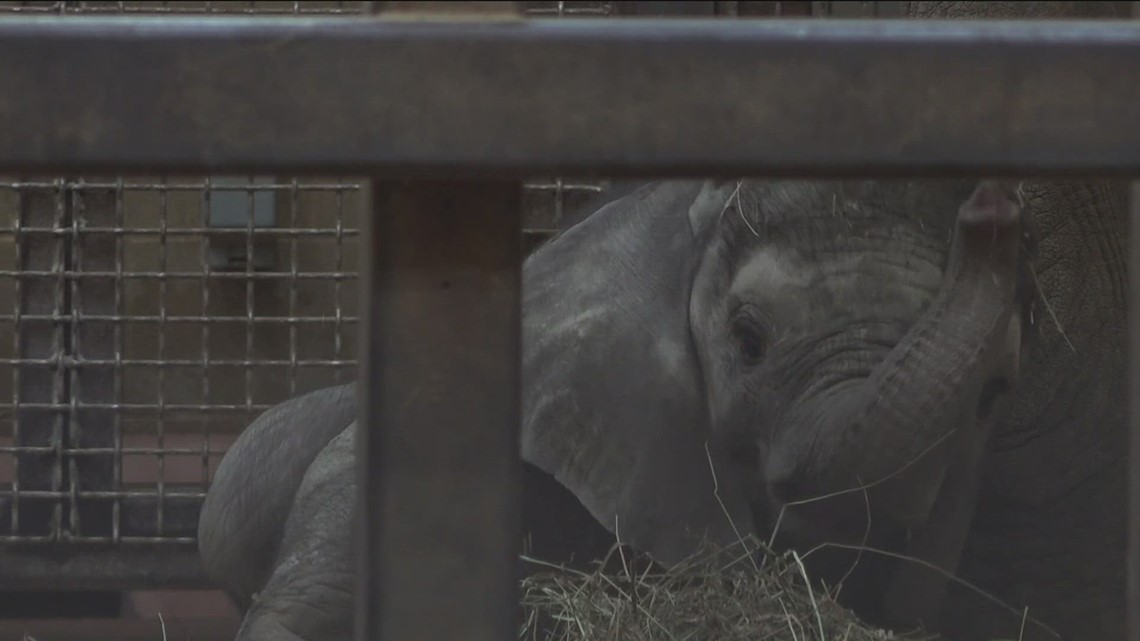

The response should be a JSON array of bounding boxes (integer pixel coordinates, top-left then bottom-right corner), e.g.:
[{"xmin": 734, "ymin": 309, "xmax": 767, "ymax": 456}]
[
  {"xmin": 199, "ymin": 383, "xmax": 356, "ymax": 640},
  {"xmin": 200, "ymin": 5, "xmax": 1128, "ymax": 640},
  {"xmin": 523, "ymin": 178, "xmax": 1036, "ymax": 633},
  {"xmin": 198, "ymin": 383, "xmax": 616, "ymax": 641},
  {"xmin": 892, "ymin": 7, "xmax": 1125, "ymax": 641},
  {"xmin": 204, "ymin": 177, "xmax": 1059, "ymax": 641}
]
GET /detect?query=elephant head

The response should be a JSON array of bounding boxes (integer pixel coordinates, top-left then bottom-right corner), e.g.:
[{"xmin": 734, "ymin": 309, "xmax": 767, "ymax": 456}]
[{"xmin": 521, "ymin": 179, "xmax": 1030, "ymax": 626}]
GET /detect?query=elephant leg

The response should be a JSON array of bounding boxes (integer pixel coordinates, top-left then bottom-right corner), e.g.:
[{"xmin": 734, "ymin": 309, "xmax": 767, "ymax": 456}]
[
  {"xmin": 232, "ymin": 434, "xmax": 629, "ymax": 641},
  {"xmin": 235, "ymin": 427, "xmax": 356, "ymax": 641},
  {"xmin": 236, "ymin": 571, "xmax": 354, "ymax": 641}
]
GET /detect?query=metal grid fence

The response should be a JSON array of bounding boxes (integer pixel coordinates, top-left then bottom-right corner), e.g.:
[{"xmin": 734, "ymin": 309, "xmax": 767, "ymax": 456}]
[
  {"xmin": 0, "ymin": 176, "xmax": 362, "ymax": 546},
  {"xmin": 0, "ymin": 0, "xmax": 903, "ymax": 586}
]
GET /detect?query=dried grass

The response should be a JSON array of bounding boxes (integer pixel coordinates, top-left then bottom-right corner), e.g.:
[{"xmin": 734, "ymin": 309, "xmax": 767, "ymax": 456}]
[{"xmin": 519, "ymin": 537, "xmax": 934, "ymax": 641}]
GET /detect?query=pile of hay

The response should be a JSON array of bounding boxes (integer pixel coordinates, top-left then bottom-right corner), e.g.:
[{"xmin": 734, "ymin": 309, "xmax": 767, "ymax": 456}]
[{"xmin": 519, "ymin": 538, "xmax": 933, "ymax": 641}]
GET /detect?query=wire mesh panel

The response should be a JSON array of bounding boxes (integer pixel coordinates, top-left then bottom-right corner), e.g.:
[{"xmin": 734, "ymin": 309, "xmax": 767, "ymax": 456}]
[
  {"xmin": 0, "ymin": 176, "xmax": 363, "ymax": 547},
  {"xmin": 0, "ymin": 6, "xmax": 364, "ymax": 571},
  {"xmin": 0, "ymin": 0, "xmax": 363, "ymax": 540}
]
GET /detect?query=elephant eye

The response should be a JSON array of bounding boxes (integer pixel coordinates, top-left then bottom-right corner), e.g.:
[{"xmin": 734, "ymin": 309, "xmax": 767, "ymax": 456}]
[{"xmin": 731, "ymin": 315, "xmax": 768, "ymax": 365}]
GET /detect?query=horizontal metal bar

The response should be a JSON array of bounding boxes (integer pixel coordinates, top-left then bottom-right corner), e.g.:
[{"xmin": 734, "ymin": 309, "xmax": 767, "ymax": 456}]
[
  {"xmin": 2, "ymin": 490, "xmax": 202, "ymax": 500},
  {"xmin": 0, "ymin": 529, "xmax": 198, "ymax": 545},
  {"xmin": 0, "ymin": 544, "xmax": 211, "ymax": 589},
  {"xmin": 0, "ymin": 357, "xmax": 355, "ymax": 367},
  {"xmin": 0, "ymin": 180, "xmax": 361, "ymax": 190},
  {"xmin": 0, "ymin": 2, "xmax": 359, "ymax": 14},
  {"xmin": 1, "ymin": 17, "xmax": 1139, "ymax": 176},
  {"xmin": 0, "ymin": 494, "xmax": 203, "ymax": 548},
  {"xmin": 4, "ymin": 402, "xmax": 286, "ymax": 412},
  {"xmin": 0, "ymin": 446, "xmax": 217, "ymax": 455},
  {"xmin": 0, "ymin": 179, "xmax": 596, "ymax": 191},
  {"xmin": 0, "ymin": 618, "xmax": 238, "ymax": 641},
  {"xmin": 0, "ymin": 270, "xmax": 358, "ymax": 280},
  {"xmin": 7, "ymin": 227, "xmax": 358, "ymax": 237},
  {"xmin": 0, "ymin": 315, "xmax": 356, "ymax": 324}
]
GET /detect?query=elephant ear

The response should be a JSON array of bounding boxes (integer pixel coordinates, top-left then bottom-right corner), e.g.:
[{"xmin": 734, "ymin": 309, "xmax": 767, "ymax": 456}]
[{"xmin": 521, "ymin": 180, "xmax": 757, "ymax": 566}]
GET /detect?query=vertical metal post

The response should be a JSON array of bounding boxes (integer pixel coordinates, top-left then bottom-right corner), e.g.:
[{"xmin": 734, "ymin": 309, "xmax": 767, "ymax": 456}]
[
  {"xmin": 1130, "ymin": 179, "xmax": 1140, "ymax": 641},
  {"xmin": 355, "ymin": 178, "xmax": 523, "ymax": 641},
  {"xmin": 357, "ymin": 9, "xmax": 523, "ymax": 641}
]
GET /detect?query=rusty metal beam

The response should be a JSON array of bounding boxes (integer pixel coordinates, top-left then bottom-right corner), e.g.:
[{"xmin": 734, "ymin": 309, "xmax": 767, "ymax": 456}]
[
  {"xmin": 0, "ymin": 617, "xmax": 238, "ymax": 641},
  {"xmin": 0, "ymin": 17, "xmax": 1138, "ymax": 176},
  {"xmin": 357, "ymin": 5, "xmax": 525, "ymax": 639},
  {"xmin": 355, "ymin": 178, "xmax": 523, "ymax": 641},
  {"xmin": 0, "ymin": 544, "xmax": 209, "ymax": 590}
]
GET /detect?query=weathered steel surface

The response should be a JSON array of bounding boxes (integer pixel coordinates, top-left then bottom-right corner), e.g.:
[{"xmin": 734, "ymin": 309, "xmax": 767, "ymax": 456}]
[
  {"xmin": 356, "ymin": 180, "xmax": 522, "ymax": 641},
  {"xmin": 0, "ymin": 544, "xmax": 209, "ymax": 589},
  {"xmin": 0, "ymin": 18, "xmax": 1138, "ymax": 175}
]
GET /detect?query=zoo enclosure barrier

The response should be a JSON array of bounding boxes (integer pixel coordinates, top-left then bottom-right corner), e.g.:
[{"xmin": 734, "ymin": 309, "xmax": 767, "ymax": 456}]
[
  {"xmin": 0, "ymin": 1, "xmax": 1139, "ymax": 641},
  {"xmin": 0, "ymin": 0, "xmax": 623, "ymax": 593},
  {"xmin": 0, "ymin": 0, "xmax": 895, "ymax": 592}
]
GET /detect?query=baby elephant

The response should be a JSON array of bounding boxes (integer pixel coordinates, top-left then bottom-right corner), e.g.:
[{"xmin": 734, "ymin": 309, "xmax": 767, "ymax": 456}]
[
  {"xmin": 201, "ymin": 180, "xmax": 1037, "ymax": 641},
  {"xmin": 198, "ymin": 385, "xmax": 616, "ymax": 641}
]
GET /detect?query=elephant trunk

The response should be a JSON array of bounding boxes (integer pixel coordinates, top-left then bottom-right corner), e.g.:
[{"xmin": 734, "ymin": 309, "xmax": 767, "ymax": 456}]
[{"xmin": 773, "ymin": 182, "xmax": 1023, "ymax": 529}]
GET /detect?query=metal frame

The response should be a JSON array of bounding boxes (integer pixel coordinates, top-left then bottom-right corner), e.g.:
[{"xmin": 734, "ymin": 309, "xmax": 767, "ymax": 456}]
[
  {"xmin": 0, "ymin": 17, "xmax": 1139, "ymax": 176},
  {"xmin": 0, "ymin": 175, "xmax": 360, "ymax": 590},
  {"xmin": 0, "ymin": 5, "xmax": 1137, "ymax": 641}
]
